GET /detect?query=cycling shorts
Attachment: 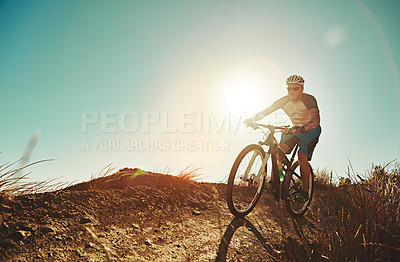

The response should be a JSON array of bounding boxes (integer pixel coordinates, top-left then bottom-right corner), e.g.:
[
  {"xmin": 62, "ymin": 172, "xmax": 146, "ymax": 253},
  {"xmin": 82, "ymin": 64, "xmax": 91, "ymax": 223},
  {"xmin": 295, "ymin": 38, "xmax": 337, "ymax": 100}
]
[{"xmin": 280, "ymin": 125, "xmax": 321, "ymax": 161}]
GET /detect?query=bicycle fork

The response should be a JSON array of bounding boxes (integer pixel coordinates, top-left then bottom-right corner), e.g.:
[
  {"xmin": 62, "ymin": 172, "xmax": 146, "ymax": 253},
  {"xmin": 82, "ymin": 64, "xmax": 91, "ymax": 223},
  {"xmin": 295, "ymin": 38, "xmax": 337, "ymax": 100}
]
[{"xmin": 242, "ymin": 151, "xmax": 270, "ymax": 184}]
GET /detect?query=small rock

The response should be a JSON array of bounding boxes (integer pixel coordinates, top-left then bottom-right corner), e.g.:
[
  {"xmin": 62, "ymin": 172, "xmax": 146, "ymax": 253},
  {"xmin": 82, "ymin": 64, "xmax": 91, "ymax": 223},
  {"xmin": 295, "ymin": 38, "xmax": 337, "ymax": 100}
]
[
  {"xmin": 55, "ymin": 236, "xmax": 63, "ymax": 241},
  {"xmin": 79, "ymin": 217, "xmax": 92, "ymax": 224},
  {"xmin": 73, "ymin": 250, "xmax": 84, "ymax": 257},
  {"xmin": 13, "ymin": 230, "xmax": 31, "ymax": 241},
  {"xmin": 66, "ymin": 236, "xmax": 74, "ymax": 241},
  {"xmin": 132, "ymin": 223, "xmax": 140, "ymax": 229},
  {"xmin": 176, "ymin": 244, "xmax": 181, "ymax": 248},
  {"xmin": 2, "ymin": 222, "xmax": 10, "ymax": 230},
  {"xmin": 41, "ymin": 227, "xmax": 55, "ymax": 234},
  {"xmin": 0, "ymin": 204, "xmax": 12, "ymax": 213},
  {"xmin": 19, "ymin": 224, "xmax": 33, "ymax": 231},
  {"xmin": 192, "ymin": 209, "xmax": 201, "ymax": 216},
  {"xmin": 0, "ymin": 195, "xmax": 14, "ymax": 206},
  {"xmin": 85, "ymin": 242, "xmax": 94, "ymax": 248},
  {"xmin": 144, "ymin": 240, "xmax": 151, "ymax": 246}
]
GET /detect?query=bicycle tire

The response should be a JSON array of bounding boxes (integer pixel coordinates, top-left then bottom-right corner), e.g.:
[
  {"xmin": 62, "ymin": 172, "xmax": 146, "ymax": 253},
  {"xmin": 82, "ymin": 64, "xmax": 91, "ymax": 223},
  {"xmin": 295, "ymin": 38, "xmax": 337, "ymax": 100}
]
[
  {"xmin": 283, "ymin": 161, "xmax": 314, "ymax": 217},
  {"xmin": 227, "ymin": 144, "xmax": 266, "ymax": 217}
]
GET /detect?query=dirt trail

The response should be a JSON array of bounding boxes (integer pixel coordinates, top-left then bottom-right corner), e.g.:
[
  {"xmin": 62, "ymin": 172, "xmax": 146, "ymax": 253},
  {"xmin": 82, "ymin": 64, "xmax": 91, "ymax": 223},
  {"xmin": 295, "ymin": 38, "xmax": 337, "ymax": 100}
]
[{"xmin": 0, "ymin": 168, "xmax": 322, "ymax": 261}]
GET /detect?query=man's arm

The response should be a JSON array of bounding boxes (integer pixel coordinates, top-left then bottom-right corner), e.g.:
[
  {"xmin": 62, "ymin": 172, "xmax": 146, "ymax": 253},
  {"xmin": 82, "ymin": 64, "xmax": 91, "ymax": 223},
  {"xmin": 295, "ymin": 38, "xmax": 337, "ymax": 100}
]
[
  {"xmin": 302, "ymin": 94, "xmax": 320, "ymax": 130},
  {"xmin": 303, "ymin": 108, "xmax": 320, "ymax": 130},
  {"xmin": 248, "ymin": 97, "xmax": 288, "ymax": 122}
]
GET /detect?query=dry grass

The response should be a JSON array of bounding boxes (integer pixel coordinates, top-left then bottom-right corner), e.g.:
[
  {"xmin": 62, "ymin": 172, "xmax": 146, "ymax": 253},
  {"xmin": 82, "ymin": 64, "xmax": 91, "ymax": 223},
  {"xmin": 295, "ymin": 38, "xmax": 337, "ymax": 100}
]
[
  {"xmin": 308, "ymin": 162, "xmax": 400, "ymax": 261},
  {"xmin": 314, "ymin": 167, "xmax": 337, "ymax": 189},
  {"xmin": 248, "ymin": 162, "xmax": 400, "ymax": 261},
  {"xmin": 152, "ymin": 164, "xmax": 174, "ymax": 175},
  {"xmin": 177, "ymin": 164, "xmax": 206, "ymax": 182},
  {"xmin": 88, "ymin": 163, "xmax": 116, "ymax": 191},
  {"xmin": 0, "ymin": 158, "xmax": 56, "ymax": 197}
]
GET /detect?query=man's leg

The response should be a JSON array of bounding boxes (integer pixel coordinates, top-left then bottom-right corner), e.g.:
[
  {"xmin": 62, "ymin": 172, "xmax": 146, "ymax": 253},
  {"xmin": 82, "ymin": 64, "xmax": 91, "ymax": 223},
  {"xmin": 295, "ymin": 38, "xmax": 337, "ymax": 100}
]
[
  {"xmin": 279, "ymin": 143, "xmax": 290, "ymax": 156},
  {"xmin": 298, "ymin": 152, "xmax": 310, "ymax": 192},
  {"xmin": 297, "ymin": 126, "xmax": 321, "ymax": 193}
]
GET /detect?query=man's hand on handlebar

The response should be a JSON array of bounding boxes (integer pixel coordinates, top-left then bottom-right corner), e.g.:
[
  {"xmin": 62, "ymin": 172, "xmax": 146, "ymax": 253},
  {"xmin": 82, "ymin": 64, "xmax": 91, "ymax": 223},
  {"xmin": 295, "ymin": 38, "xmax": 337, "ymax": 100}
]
[
  {"xmin": 283, "ymin": 126, "xmax": 306, "ymax": 135},
  {"xmin": 243, "ymin": 121, "xmax": 305, "ymax": 134},
  {"xmin": 290, "ymin": 126, "xmax": 306, "ymax": 135},
  {"xmin": 243, "ymin": 118, "xmax": 258, "ymax": 130}
]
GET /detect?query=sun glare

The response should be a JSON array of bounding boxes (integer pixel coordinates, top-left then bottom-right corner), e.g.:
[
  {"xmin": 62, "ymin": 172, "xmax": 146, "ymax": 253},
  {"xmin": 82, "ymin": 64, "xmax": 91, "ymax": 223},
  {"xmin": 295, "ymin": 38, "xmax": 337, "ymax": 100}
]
[
  {"xmin": 223, "ymin": 74, "xmax": 262, "ymax": 116},
  {"xmin": 220, "ymin": 58, "xmax": 285, "ymax": 118}
]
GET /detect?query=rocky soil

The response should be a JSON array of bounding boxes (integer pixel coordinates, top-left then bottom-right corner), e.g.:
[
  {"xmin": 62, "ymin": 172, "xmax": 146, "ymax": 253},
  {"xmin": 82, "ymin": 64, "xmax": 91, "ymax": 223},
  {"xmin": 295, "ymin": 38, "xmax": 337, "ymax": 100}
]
[{"xmin": 0, "ymin": 168, "xmax": 327, "ymax": 261}]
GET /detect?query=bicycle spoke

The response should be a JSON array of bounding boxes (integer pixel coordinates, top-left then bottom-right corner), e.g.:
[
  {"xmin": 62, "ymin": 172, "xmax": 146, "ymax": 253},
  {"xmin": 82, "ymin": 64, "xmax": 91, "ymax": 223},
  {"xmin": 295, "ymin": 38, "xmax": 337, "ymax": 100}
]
[
  {"xmin": 284, "ymin": 161, "xmax": 314, "ymax": 217},
  {"xmin": 227, "ymin": 145, "xmax": 266, "ymax": 217}
]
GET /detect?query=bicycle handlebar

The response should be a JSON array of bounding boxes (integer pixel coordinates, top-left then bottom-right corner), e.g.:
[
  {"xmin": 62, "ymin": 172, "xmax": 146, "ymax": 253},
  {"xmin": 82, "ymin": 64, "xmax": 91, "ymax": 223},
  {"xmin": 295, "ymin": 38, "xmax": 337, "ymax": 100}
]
[
  {"xmin": 244, "ymin": 121, "xmax": 309, "ymax": 137},
  {"xmin": 255, "ymin": 123, "xmax": 290, "ymax": 130},
  {"xmin": 245, "ymin": 121, "xmax": 290, "ymax": 132}
]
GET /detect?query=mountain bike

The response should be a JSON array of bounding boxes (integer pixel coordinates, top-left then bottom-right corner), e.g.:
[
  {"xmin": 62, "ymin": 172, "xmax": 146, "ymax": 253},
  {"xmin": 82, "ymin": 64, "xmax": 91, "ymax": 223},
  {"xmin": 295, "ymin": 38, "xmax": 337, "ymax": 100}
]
[{"xmin": 227, "ymin": 123, "xmax": 315, "ymax": 217}]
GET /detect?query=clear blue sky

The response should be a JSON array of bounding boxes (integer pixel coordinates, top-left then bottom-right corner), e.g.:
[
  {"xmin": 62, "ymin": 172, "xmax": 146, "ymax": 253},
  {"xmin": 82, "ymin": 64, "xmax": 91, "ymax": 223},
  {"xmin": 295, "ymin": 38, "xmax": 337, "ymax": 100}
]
[{"xmin": 1, "ymin": 0, "xmax": 399, "ymax": 184}]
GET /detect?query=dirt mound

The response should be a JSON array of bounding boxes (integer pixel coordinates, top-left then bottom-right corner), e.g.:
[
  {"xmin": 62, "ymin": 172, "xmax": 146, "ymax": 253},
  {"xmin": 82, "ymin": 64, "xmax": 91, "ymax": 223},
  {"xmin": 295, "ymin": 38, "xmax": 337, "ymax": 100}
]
[
  {"xmin": 0, "ymin": 168, "xmax": 233, "ymax": 261},
  {"xmin": 65, "ymin": 168, "xmax": 191, "ymax": 191},
  {"xmin": 0, "ymin": 167, "xmax": 334, "ymax": 261}
]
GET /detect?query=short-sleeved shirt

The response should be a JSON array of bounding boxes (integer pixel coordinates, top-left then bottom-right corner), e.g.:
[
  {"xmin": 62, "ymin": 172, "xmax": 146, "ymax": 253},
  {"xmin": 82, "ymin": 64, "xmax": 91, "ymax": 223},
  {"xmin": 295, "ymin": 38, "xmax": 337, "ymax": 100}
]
[{"xmin": 258, "ymin": 93, "xmax": 320, "ymax": 130}]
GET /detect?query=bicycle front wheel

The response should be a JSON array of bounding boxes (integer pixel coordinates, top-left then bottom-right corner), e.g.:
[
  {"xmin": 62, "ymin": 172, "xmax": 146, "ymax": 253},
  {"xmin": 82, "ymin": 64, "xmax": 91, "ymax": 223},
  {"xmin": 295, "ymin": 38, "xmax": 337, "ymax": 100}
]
[
  {"xmin": 284, "ymin": 161, "xmax": 314, "ymax": 217},
  {"xmin": 227, "ymin": 144, "xmax": 266, "ymax": 217}
]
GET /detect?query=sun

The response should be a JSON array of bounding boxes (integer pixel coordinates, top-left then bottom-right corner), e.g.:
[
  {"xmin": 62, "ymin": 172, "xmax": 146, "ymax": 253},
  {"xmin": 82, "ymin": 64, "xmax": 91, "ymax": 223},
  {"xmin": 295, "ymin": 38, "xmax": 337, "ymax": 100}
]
[
  {"xmin": 219, "ymin": 58, "xmax": 285, "ymax": 117},
  {"xmin": 223, "ymin": 74, "xmax": 261, "ymax": 115}
]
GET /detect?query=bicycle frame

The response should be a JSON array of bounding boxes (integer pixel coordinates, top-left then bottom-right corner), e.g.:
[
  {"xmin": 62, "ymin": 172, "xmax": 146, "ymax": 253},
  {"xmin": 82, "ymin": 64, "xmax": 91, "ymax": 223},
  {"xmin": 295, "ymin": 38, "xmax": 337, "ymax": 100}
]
[{"xmin": 251, "ymin": 124, "xmax": 301, "ymax": 199}]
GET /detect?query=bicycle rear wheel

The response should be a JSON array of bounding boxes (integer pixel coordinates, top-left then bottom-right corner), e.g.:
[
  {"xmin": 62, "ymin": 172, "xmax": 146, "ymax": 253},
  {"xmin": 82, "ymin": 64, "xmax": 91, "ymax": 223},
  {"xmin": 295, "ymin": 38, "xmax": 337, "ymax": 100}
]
[
  {"xmin": 284, "ymin": 161, "xmax": 314, "ymax": 217},
  {"xmin": 227, "ymin": 144, "xmax": 266, "ymax": 217}
]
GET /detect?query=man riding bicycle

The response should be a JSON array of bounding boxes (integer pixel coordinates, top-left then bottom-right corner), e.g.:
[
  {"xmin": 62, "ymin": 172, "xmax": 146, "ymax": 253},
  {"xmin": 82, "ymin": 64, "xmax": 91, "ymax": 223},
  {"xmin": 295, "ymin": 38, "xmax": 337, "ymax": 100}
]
[{"xmin": 244, "ymin": 74, "xmax": 321, "ymax": 201}]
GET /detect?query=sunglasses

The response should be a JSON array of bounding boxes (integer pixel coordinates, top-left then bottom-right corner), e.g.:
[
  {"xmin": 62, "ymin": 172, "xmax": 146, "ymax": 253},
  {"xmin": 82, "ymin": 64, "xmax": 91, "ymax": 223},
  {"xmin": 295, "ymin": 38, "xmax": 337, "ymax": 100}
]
[{"xmin": 287, "ymin": 87, "xmax": 301, "ymax": 91}]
